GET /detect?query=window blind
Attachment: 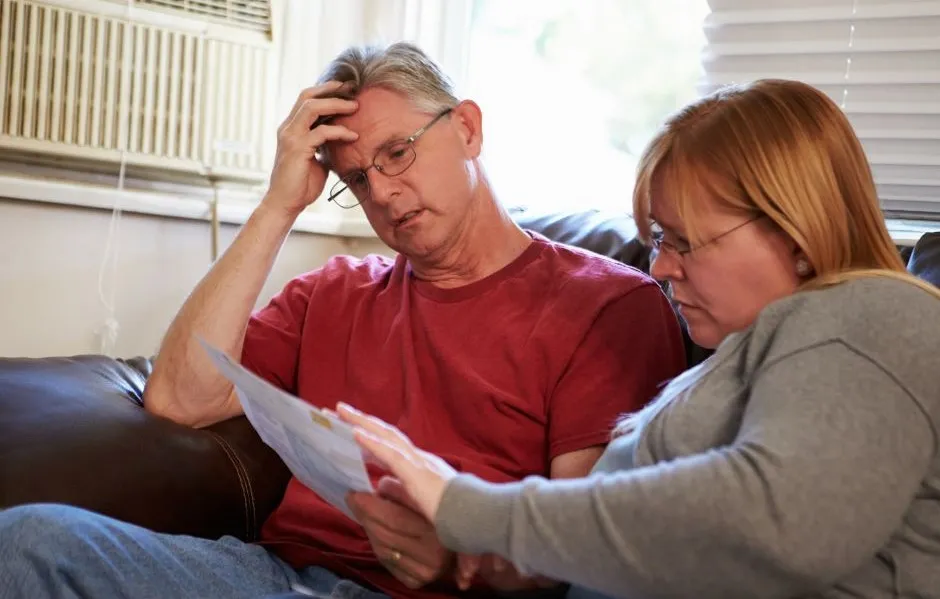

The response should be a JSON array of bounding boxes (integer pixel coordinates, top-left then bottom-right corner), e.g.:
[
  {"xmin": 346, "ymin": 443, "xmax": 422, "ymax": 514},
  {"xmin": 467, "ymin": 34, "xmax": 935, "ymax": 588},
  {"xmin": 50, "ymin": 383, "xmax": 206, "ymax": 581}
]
[{"xmin": 702, "ymin": 0, "xmax": 940, "ymax": 217}]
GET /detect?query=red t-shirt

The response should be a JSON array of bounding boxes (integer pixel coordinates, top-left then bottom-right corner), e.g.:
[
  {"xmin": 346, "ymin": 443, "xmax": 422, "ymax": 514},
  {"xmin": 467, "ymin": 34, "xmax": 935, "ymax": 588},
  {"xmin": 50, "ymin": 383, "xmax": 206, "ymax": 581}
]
[{"xmin": 242, "ymin": 234, "xmax": 685, "ymax": 599}]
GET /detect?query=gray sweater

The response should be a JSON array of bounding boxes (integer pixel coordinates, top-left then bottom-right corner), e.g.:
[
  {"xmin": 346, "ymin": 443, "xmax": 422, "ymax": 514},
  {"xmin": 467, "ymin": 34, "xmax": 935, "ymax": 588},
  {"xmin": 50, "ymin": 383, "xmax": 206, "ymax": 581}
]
[{"xmin": 436, "ymin": 277, "xmax": 940, "ymax": 599}]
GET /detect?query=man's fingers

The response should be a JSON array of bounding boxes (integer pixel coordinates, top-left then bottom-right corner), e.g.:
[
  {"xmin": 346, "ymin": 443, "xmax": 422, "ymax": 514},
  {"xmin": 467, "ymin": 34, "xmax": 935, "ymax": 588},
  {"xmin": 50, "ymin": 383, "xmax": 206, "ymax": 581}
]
[
  {"xmin": 376, "ymin": 543, "xmax": 445, "ymax": 590},
  {"xmin": 377, "ymin": 476, "xmax": 422, "ymax": 513},
  {"xmin": 284, "ymin": 80, "xmax": 349, "ymax": 123},
  {"xmin": 351, "ymin": 493, "xmax": 428, "ymax": 539},
  {"xmin": 306, "ymin": 125, "xmax": 359, "ymax": 155},
  {"xmin": 385, "ymin": 560, "xmax": 426, "ymax": 590},
  {"xmin": 285, "ymin": 97, "xmax": 358, "ymax": 135},
  {"xmin": 456, "ymin": 554, "xmax": 482, "ymax": 590}
]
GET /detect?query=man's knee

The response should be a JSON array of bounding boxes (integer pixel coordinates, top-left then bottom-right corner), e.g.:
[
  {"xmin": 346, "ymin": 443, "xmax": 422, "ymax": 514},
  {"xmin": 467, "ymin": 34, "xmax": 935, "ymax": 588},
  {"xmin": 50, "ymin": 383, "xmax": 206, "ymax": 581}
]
[{"xmin": 0, "ymin": 503, "xmax": 98, "ymax": 561}]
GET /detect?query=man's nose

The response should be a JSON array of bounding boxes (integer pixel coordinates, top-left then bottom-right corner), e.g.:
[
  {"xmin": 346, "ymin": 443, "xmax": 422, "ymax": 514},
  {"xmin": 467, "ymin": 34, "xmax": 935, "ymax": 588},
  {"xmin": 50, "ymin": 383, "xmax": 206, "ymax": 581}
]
[{"xmin": 366, "ymin": 169, "xmax": 399, "ymax": 206}]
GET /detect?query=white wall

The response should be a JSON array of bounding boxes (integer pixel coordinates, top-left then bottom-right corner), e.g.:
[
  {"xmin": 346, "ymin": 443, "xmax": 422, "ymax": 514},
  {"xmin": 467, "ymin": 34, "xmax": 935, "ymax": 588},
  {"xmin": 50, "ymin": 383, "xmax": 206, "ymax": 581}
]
[{"xmin": 0, "ymin": 198, "xmax": 392, "ymax": 358}]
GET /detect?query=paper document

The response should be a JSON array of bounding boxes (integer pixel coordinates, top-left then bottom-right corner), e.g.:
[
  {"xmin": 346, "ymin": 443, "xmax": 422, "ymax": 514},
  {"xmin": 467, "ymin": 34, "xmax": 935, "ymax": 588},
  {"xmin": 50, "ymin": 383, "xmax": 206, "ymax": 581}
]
[{"xmin": 200, "ymin": 339, "xmax": 374, "ymax": 522}]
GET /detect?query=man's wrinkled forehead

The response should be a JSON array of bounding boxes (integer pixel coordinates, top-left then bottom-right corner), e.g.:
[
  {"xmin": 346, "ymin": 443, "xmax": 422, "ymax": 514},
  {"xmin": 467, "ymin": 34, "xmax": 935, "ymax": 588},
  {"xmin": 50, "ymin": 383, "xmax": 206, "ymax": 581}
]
[{"xmin": 323, "ymin": 87, "xmax": 418, "ymax": 173}]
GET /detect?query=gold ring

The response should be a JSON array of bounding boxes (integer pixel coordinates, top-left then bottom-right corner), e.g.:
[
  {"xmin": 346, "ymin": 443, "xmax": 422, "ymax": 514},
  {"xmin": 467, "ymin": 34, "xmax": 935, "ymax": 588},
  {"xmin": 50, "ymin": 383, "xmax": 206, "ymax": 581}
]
[{"xmin": 390, "ymin": 549, "xmax": 402, "ymax": 563}]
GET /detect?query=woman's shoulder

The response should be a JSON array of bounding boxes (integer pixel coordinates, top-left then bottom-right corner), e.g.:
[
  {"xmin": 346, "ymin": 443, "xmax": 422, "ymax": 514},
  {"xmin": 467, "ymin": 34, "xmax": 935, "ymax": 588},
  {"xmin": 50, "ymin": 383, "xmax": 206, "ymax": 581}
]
[{"xmin": 743, "ymin": 275, "xmax": 939, "ymax": 402}]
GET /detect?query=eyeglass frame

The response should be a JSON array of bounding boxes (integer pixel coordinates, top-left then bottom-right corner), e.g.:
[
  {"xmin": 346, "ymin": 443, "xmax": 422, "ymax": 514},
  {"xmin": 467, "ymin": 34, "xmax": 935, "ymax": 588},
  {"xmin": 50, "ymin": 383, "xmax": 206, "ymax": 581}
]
[
  {"xmin": 326, "ymin": 108, "xmax": 454, "ymax": 208},
  {"xmin": 649, "ymin": 214, "xmax": 763, "ymax": 258}
]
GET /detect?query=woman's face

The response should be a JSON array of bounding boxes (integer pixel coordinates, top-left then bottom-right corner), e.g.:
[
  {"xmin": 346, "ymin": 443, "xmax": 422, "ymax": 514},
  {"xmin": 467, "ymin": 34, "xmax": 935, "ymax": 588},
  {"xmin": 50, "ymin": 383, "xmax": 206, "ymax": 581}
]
[{"xmin": 648, "ymin": 175, "xmax": 805, "ymax": 349}]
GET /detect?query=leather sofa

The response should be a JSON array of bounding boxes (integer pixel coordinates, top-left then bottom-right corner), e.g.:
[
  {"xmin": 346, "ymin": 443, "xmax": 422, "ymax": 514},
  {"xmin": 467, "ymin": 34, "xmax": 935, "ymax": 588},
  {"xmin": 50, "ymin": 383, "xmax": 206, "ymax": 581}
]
[{"xmin": 1, "ymin": 210, "xmax": 937, "ymax": 543}]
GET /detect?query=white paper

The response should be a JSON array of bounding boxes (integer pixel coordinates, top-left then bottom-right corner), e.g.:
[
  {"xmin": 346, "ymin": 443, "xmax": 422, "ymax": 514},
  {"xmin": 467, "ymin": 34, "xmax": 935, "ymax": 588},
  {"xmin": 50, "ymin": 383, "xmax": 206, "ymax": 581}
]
[{"xmin": 199, "ymin": 339, "xmax": 374, "ymax": 522}]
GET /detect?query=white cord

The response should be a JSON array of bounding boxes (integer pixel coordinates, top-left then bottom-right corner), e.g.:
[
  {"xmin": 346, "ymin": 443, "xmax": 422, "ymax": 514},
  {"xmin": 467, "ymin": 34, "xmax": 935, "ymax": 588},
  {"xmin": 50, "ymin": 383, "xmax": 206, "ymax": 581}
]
[
  {"xmin": 840, "ymin": 0, "xmax": 858, "ymax": 109},
  {"xmin": 96, "ymin": 150, "xmax": 125, "ymax": 356},
  {"xmin": 95, "ymin": 0, "xmax": 135, "ymax": 357}
]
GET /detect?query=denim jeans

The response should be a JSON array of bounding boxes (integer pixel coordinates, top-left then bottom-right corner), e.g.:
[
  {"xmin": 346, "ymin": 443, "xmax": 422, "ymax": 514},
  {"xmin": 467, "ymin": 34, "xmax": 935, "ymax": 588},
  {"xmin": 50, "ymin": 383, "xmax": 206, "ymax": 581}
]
[{"xmin": 0, "ymin": 503, "xmax": 389, "ymax": 599}]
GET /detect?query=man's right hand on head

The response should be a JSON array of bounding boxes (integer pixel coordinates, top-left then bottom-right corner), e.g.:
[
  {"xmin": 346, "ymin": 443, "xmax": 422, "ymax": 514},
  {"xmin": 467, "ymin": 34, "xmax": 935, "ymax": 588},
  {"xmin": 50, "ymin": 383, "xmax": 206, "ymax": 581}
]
[{"xmin": 263, "ymin": 81, "xmax": 359, "ymax": 218}]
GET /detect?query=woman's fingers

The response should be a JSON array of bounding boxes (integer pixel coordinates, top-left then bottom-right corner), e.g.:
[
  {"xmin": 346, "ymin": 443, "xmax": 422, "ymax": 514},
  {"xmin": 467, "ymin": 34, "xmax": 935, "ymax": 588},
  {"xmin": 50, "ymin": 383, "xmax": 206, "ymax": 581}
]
[
  {"xmin": 338, "ymin": 403, "xmax": 413, "ymax": 448},
  {"xmin": 354, "ymin": 429, "xmax": 409, "ymax": 475},
  {"xmin": 339, "ymin": 403, "xmax": 457, "ymax": 524}
]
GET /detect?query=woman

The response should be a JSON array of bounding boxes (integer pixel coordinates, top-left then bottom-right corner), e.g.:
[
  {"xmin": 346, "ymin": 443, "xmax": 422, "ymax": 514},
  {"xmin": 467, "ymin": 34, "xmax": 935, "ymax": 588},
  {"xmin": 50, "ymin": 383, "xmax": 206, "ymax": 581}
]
[{"xmin": 338, "ymin": 79, "xmax": 940, "ymax": 599}]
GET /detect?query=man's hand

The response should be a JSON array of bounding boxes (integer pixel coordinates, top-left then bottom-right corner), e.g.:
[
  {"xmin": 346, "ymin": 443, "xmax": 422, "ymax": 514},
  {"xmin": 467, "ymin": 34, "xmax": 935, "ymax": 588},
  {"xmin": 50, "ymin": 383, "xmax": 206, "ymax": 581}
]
[
  {"xmin": 347, "ymin": 478, "xmax": 454, "ymax": 590},
  {"xmin": 264, "ymin": 81, "xmax": 359, "ymax": 218},
  {"xmin": 457, "ymin": 554, "xmax": 560, "ymax": 594}
]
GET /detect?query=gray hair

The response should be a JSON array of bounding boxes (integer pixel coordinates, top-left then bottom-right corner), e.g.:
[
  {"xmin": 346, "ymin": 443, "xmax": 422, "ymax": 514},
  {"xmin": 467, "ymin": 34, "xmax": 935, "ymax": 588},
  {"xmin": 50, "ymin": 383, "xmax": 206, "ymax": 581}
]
[{"xmin": 317, "ymin": 42, "xmax": 459, "ymax": 114}]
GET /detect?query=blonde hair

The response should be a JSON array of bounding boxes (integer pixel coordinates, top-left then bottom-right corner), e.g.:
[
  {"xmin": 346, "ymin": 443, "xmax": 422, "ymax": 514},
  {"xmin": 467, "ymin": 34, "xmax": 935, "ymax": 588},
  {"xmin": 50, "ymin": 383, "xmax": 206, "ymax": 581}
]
[
  {"xmin": 616, "ymin": 79, "xmax": 939, "ymax": 438},
  {"xmin": 633, "ymin": 79, "xmax": 938, "ymax": 298}
]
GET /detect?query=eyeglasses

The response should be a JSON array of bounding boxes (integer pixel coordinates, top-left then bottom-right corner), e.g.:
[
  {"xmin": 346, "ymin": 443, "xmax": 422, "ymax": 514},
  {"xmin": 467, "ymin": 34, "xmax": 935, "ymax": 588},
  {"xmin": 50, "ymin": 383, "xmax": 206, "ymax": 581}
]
[
  {"xmin": 327, "ymin": 108, "xmax": 454, "ymax": 209},
  {"xmin": 650, "ymin": 215, "xmax": 761, "ymax": 258}
]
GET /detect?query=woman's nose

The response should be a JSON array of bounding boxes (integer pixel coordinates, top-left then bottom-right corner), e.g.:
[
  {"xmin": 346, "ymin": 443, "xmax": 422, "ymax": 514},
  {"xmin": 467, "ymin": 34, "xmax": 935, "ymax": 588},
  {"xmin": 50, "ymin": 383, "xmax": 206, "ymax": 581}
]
[{"xmin": 649, "ymin": 247, "xmax": 684, "ymax": 283}]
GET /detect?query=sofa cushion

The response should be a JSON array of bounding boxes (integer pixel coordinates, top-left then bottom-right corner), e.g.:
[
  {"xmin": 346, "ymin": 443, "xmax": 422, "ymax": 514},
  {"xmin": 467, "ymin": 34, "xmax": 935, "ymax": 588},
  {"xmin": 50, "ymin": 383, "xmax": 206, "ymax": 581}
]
[
  {"xmin": 512, "ymin": 208, "xmax": 650, "ymax": 272},
  {"xmin": 0, "ymin": 355, "xmax": 289, "ymax": 540},
  {"xmin": 908, "ymin": 232, "xmax": 940, "ymax": 287}
]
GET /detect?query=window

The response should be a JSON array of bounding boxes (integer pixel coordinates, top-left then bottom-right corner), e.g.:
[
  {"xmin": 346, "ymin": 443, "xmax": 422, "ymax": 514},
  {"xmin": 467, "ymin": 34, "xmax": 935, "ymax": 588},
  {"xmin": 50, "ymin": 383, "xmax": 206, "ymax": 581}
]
[
  {"xmin": 702, "ymin": 0, "xmax": 940, "ymax": 219},
  {"xmin": 463, "ymin": 0, "xmax": 709, "ymax": 213}
]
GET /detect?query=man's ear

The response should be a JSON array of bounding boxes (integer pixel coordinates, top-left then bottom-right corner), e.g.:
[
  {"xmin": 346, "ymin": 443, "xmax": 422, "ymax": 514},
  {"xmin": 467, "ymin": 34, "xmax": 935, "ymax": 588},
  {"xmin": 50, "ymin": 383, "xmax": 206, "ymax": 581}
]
[{"xmin": 450, "ymin": 100, "xmax": 483, "ymax": 159}]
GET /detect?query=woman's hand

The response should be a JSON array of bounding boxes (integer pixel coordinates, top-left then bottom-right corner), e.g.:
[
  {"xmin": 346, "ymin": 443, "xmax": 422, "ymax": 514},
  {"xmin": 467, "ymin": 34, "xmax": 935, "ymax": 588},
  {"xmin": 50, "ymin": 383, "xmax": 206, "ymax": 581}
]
[{"xmin": 337, "ymin": 403, "xmax": 457, "ymax": 523}]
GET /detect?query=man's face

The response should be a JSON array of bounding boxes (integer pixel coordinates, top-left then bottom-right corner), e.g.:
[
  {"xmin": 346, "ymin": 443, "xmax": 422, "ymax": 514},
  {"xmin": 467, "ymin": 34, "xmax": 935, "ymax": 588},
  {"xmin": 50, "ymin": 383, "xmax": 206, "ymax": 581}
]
[{"xmin": 327, "ymin": 87, "xmax": 481, "ymax": 259}]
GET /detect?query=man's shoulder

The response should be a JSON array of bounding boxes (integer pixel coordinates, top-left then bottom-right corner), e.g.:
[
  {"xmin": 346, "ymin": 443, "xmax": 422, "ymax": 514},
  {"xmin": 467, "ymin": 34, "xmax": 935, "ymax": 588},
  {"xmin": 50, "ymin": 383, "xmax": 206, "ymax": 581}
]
[
  {"xmin": 532, "ymin": 235, "xmax": 656, "ymax": 292},
  {"xmin": 288, "ymin": 253, "xmax": 398, "ymax": 289}
]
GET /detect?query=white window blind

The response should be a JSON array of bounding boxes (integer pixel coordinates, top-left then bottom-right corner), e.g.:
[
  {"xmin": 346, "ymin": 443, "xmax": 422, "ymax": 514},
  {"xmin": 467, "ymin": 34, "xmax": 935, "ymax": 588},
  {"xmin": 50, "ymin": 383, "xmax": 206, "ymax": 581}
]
[{"xmin": 703, "ymin": 0, "xmax": 940, "ymax": 218}]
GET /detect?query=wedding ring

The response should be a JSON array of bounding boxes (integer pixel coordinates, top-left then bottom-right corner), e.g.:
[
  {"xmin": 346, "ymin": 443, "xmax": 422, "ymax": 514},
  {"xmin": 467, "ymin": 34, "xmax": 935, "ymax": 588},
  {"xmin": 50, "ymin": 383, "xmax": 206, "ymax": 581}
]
[{"xmin": 390, "ymin": 549, "xmax": 402, "ymax": 563}]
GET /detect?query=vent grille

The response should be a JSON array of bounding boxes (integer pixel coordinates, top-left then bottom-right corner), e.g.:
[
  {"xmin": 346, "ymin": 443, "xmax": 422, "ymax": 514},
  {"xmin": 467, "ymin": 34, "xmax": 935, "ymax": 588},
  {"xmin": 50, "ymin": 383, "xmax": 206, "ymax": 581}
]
[
  {"xmin": 131, "ymin": 0, "xmax": 271, "ymax": 34},
  {"xmin": 0, "ymin": 0, "xmax": 273, "ymax": 182}
]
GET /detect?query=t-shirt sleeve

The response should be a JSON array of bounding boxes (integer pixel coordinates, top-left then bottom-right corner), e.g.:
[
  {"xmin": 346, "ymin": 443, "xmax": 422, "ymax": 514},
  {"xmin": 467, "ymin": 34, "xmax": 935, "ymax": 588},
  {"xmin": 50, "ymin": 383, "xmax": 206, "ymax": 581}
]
[
  {"xmin": 547, "ymin": 282, "xmax": 686, "ymax": 458},
  {"xmin": 240, "ymin": 273, "xmax": 316, "ymax": 394}
]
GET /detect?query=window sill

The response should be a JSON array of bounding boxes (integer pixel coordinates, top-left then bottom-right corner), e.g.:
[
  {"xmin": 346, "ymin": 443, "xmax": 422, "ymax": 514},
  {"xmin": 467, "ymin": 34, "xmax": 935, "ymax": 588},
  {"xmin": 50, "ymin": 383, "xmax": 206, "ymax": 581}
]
[
  {"xmin": 1, "ymin": 168, "xmax": 933, "ymax": 246},
  {"xmin": 885, "ymin": 218, "xmax": 939, "ymax": 247},
  {"xmin": 0, "ymin": 171, "xmax": 377, "ymax": 239}
]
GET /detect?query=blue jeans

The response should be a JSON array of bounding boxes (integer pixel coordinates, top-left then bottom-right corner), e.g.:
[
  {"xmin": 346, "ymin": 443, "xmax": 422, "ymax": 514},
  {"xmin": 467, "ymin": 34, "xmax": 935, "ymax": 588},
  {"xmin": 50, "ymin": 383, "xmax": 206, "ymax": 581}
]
[{"xmin": 0, "ymin": 503, "xmax": 390, "ymax": 599}]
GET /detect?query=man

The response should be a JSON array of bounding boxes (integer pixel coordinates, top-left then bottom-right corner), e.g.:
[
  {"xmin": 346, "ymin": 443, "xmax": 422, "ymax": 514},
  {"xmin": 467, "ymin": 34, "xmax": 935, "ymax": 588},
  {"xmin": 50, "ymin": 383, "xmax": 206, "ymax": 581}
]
[{"xmin": 0, "ymin": 43, "xmax": 685, "ymax": 599}]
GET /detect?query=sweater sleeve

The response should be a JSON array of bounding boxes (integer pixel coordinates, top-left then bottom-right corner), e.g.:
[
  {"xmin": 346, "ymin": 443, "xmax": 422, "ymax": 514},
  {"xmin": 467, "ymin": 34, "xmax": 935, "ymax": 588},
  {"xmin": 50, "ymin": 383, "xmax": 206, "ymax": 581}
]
[{"xmin": 435, "ymin": 342, "xmax": 937, "ymax": 599}]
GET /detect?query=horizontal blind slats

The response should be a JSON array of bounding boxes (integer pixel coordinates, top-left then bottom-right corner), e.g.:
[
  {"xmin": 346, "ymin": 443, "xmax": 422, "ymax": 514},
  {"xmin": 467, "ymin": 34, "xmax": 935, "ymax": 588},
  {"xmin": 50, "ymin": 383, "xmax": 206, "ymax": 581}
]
[{"xmin": 704, "ymin": 0, "xmax": 940, "ymax": 215}]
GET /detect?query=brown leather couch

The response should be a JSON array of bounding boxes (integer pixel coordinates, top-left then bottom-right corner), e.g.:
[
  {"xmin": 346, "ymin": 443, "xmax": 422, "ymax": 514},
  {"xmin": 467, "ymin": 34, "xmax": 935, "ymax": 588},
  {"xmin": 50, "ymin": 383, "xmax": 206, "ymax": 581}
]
[{"xmin": 1, "ymin": 210, "xmax": 937, "ymax": 542}]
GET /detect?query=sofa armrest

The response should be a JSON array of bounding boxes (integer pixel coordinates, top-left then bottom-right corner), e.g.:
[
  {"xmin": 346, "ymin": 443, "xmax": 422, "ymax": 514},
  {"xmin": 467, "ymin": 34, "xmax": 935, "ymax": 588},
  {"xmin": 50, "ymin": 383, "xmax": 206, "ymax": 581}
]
[{"xmin": 0, "ymin": 355, "xmax": 290, "ymax": 540}]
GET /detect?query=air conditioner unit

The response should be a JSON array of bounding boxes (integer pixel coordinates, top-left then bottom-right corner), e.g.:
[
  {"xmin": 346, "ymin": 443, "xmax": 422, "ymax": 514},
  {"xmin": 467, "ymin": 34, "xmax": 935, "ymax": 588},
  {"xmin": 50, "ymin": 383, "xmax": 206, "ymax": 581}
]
[{"xmin": 0, "ymin": 0, "xmax": 275, "ymax": 185}]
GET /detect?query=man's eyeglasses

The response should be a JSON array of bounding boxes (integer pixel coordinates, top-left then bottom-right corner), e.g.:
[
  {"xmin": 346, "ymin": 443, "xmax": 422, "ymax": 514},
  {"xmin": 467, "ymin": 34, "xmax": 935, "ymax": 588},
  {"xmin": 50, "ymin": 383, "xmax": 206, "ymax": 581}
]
[
  {"xmin": 650, "ymin": 215, "xmax": 761, "ymax": 258},
  {"xmin": 327, "ymin": 108, "xmax": 454, "ymax": 209}
]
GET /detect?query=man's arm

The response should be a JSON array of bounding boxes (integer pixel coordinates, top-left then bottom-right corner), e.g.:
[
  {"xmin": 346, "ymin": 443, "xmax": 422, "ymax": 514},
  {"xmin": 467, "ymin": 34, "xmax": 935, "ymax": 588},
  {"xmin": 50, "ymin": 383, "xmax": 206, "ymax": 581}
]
[
  {"xmin": 550, "ymin": 447, "xmax": 604, "ymax": 480},
  {"xmin": 143, "ymin": 205, "xmax": 299, "ymax": 427},
  {"xmin": 144, "ymin": 82, "xmax": 359, "ymax": 427}
]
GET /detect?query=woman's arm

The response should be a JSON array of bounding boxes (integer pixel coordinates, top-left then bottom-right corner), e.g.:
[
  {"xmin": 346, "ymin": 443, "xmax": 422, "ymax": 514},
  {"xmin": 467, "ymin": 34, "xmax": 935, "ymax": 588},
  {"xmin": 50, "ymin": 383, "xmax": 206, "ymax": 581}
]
[{"xmin": 434, "ymin": 343, "xmax": 936, "ymax": 599}]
